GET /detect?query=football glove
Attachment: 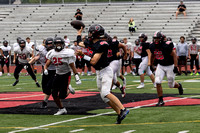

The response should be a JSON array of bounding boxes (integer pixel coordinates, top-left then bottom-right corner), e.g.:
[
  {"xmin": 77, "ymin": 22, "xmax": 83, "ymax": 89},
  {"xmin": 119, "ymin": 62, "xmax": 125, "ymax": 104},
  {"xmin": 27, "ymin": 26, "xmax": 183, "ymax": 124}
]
[
  {"xmin": 75, "ymin": 73, "xmax": 81, "ymax": 85},
  {"xmin": 24, "ymin": 64, "xmax": 29, "ymax": 70},
  {"xmin": 44, "ymin": 69, "xmax": 48, "ymax": 75}
]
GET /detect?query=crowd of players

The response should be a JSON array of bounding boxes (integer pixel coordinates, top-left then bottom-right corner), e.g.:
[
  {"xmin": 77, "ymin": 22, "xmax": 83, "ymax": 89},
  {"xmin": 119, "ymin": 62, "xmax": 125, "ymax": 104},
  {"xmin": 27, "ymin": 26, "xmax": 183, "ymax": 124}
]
[{"xmin": 2, "ymin": 23, "xmax": 199, "ymax": 124}]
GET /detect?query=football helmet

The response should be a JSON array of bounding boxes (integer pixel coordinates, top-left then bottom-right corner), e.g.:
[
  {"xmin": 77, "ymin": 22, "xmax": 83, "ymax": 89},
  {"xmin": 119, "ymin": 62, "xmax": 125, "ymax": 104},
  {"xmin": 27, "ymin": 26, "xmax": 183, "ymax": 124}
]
[
  {"xmin": 53, "ymin": 37, "xmax": 65, "ymax": 52},
  {"xmin": 88, "ymin": 24, "xmax": 104, "ymax": 40},
  {"xmin": 45, "ymin": 37, "xmax": 54, "ymax": 51},
  {"xmin": 103, "ymin": 32, "xmax": 112, "ymax": 44},
  {"xmin": 167, "ymin": 37, "xmax": 172, "ymax": 41},
  {"xmin": 153, "ymin": 31, "xmax": 163, "ymax": 44},
  {"xmin": 18, "ymin": 39, "xmax": 26, "ymax": 48},
  {"xmin": 138, "ymin": 33, "xmax": 148, "ymax": 42},
  {"xmin": 135, "ymin": 39, "xmax": 140, "ymax": 46},
  {"xmin": 3, "ymin": 40, "xmax": 8, "ymax": 47},
  {"xmin": 191, "ymin": 37, "xmax": 197, "ymax": 44}
]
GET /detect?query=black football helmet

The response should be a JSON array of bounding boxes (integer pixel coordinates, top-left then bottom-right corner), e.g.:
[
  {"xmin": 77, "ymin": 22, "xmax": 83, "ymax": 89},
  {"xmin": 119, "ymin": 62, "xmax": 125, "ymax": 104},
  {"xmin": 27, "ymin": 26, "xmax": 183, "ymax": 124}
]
[
  {"xmin": 103, "ymin": 32, "xmax": 112, "ymax": 44},
  {"xmin": 3, "ymin": 40, "xmax": 8, "ymax": 47},
  {"xmin": 45, "ymin": 37, "xmax": 54, "ymax": 51},
  {"xmin": 88, "ymin": 24, "xmax": 105, "ymax": 40},
  {"xmin": 191, "ymin": 37, "xmax": 197, "ymax": 44},
  {"xmin": 53, "ymin": 37, "xmax": 65, "ymax": 52},
  {"xmin": 18, "ymin": 39, "xmax": 26, "ymax": 48},
  {"xmin": 153, "ymin": 31, "xmax": 163, "ymax": 44},
  {"xmin": 167, "ymin": 37, "xmax": 172, "ymax": 41},
  {"xmin": 16, "ymin": 37, "xmax": 21, "ymax": 43},
  {"xmin": 135, "ymin": 39, "xmax": 140, "ymax": 46},
  {"xmin": 138, "ymin": 33, "xmax": 148, "ymax": 42}
]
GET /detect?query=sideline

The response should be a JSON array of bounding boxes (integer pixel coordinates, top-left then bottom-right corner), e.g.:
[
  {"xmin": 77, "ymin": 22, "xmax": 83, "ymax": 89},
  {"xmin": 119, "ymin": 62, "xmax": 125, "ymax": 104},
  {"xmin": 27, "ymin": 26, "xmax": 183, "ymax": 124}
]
[{"xmin": 8, "ymin": 95, "xmax": 200, "ymax": 133}]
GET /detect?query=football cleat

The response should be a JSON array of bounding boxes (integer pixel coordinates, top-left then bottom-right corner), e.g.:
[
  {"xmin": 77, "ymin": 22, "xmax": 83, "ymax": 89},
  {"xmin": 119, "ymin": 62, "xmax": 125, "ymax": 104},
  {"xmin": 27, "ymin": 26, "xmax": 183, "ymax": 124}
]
[
  {"xmin": 178, "ymin": 83, "xmax": 183, "ymax": 95},
  {"xmin": 156, "ymin": 100, "xmax": 165, "ymax": 106},
  {"xmin": 69, "ymin": 84, "xmax": 75, "ymax": 94},
  {"xmin": 195, "ymin": 72, "xmax": 199, "ymax": 76},
  {"xmin": 41, "ymin": 101, "xmax": 47, "ymax": 109},
  {"xmin": 120, "ymin": 86, "xmax": 126, "ymax": 98},
  {"xmin": 136, "ymin": 84, "xmax": 144, "ymax": 89},
  {"xmin": 115, "ymin": 108, "xmax": 130, "ymax": 124},
  {"xmin": 54, "ymin": 108, "xmax": 67, "ymax": 115},
  {"xmin": 7, "ymin": 73, "xmax": 11, "ymax": 76},
  {"xmin": 12, "ymin": 80, "xmax": 19, "ymax": 86},
  {"xmin": 36, "ymin": 82, "xmax": 41, "ymax": 87}
]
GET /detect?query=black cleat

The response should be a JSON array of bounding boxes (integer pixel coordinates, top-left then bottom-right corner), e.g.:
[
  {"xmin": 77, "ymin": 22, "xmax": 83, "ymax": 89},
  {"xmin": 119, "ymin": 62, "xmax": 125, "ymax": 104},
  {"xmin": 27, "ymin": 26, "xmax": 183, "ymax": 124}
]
[
  {"xmin": 115, "ymin": 108, "xmax": 129, "ymax": 124},
  {"xmin": 178, "ymin": 83, "xmax": 183, "ymax": 95},
  {"xmin": 36, "ymin": 82, "xmax": 40, "ymax": 87},
  {"xmin": 156, "ymin": 100, "xmax": 165, "ymax": 106},
  {"xmin": 12, "ymin": 80, "xmax": 19, "ymax": 86},
  {"xmin": 41, "ymin": 101, "xmax": 47, "ymax": 108}
]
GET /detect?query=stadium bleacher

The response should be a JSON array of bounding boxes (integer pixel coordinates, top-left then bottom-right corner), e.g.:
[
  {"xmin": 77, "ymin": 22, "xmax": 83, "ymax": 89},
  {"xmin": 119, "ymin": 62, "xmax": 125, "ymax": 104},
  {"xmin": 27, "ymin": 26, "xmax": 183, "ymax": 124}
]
[{"xmin": 0, "ymin": 1, "xmax": 200, "ymax": 49}]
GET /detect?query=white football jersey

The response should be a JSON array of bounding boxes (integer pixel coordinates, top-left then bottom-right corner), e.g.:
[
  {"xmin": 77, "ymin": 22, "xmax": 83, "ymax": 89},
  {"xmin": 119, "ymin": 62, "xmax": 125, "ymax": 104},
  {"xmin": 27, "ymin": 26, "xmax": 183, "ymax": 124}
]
[
  {"xmin": 26, "ymin": 42, "xmax": 34, "ymax": 48},
  {"xmin": 37, "ymin": 45, "xmax": 55, "ymax": 70},
  {"xmin": 13, "ymin": 43, "xmax": 19, "ymax": 49},
  {"xmin": 0, "ymin": 46, "xmax": 11, "ymax": 56},
  {"xmin": 46, "ymin": 48, "xmax": 76, "ymax": 75},
  {"xmin": 14, "ymin": 46, "xmax": 33, "ymax": 64}
]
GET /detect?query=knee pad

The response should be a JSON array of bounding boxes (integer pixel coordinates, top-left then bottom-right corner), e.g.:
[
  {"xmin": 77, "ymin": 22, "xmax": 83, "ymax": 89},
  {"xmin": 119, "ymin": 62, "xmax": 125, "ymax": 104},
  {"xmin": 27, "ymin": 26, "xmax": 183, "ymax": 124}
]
[
  {"xmin": 155, "ymin": 76, "xmax": 162, "ymax": 84},
  {"xmin": 100, "ymin": 91, "xmax": 110, "ymax": 103},
  {"xmin": 168, "ymin": 81, "xmax": 175, "ymax": 88},
  {"xmin": 59, "ymin": 92, "xmax": 67, "ymax": 99}
]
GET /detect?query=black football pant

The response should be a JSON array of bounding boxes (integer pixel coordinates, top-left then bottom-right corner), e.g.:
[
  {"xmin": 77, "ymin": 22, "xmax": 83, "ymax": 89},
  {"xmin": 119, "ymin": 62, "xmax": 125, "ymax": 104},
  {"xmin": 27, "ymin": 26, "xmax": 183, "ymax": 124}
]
[
  {"xmin": 14, "ymin": 63, "xmax": 36, "ymax": 81},
  {"xmin": 190, "ymin": 54, "xmax": 199, "ymax": 70}
]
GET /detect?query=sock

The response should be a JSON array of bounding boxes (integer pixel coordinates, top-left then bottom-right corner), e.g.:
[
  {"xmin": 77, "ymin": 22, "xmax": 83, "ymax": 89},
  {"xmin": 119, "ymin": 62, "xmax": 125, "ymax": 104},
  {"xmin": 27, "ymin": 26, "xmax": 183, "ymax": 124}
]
[{"xmin": 159, "ymin": 96, "xmax": 163, "ymax": 101}]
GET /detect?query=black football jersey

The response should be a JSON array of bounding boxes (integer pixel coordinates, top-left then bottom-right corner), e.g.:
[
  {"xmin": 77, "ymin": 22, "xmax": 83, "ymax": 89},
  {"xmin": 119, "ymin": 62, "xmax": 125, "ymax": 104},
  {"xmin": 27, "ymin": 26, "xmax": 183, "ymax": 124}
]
[
  {"xmin": 107, "ymin": 40, "xmax": 120, "ymax": 62},
  {"xmin": 84, "ymin": 40, "xmax": 109, "ymax": 70},
  {"xmin": 150, "ymin": 41, "xmax": 174, "ymax": 66},
  {"xmin": 140, "ymin": 42, "xmax": 150, "ymax": 57}
]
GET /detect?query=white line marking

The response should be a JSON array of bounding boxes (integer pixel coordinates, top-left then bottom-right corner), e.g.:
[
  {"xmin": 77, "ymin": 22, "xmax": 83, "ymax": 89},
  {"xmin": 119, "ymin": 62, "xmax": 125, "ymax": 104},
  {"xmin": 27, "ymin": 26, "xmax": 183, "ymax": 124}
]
[
  {"xmin": 178, "ymin": 130, "xmax": 190, "ymax": 133},
  {"xmin": 8, "ymin": 95, "xmax": 200, "ymax": 133},
  {"xmin": 69, "ymin": 129, "xmax": 85, "ymax": 133},
  {"xmin": 122, "ymin": 130, "xmax": 136, "ymax": 133}
]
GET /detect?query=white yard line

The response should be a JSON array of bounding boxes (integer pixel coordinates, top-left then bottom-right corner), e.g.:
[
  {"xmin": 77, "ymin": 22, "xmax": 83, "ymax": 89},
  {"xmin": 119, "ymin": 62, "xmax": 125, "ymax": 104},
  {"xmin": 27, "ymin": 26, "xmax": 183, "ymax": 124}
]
[
  {"xmin": 0, "ymin": 94, "xmax": 44, "ymax": 100},
  {"xmin": 69, "ymin": 129, "xmax": 85, "ymax": 133},
  {"xmin": 8, "ymin": 95, "xmax": 200, "ymax": 133},
  {"xmin": 122, "ymin": 130, "xmax": 136, "ymax": 133}
]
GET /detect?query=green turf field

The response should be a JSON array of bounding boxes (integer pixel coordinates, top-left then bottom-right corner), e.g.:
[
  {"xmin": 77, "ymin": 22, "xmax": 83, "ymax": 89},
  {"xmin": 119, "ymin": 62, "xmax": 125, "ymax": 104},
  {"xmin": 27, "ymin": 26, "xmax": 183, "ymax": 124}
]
[{"xmin": 0, "ymin": 73, "xmax": 200, "ymax": 133}]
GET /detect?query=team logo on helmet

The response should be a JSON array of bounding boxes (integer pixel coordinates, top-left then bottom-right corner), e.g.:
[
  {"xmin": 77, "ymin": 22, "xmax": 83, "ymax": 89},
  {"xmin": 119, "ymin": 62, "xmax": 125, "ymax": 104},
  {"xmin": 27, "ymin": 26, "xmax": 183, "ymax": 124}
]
[{"xmin": 95, "ymin": 26, "xmax": 100, "ymax": 31}]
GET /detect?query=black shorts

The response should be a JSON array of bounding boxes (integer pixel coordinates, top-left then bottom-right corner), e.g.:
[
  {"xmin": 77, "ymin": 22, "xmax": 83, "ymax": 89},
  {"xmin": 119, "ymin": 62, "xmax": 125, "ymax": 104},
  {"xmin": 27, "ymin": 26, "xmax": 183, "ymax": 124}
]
[
  {"xmin": 81, "ymin": 58, "xmax": 91, "ymax": 68},
  {"xmin": 0, "ymin": 58, "xmax": 9, "ymax": 67},
  {"xmin": 42, "ymin": 70, "xmax": 56, "ymax": 95},
  {"xmin": 178, "ymin": 56, "xmax": 187, "ymax": 66},
  {"xmin": 75, "ymin": 58, "xmax": 82, "ymax": 69},
  {"xmin": 52, "ymin": 72, "xmax": 71, "ymax": 99}
]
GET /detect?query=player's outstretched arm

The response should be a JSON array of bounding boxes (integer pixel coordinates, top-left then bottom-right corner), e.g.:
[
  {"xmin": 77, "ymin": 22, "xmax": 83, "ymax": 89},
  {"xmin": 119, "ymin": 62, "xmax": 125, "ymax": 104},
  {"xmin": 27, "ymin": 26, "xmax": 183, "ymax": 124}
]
[{"xmin": 28, "ymin": 55, "xmax": 40, "ymax": 64}]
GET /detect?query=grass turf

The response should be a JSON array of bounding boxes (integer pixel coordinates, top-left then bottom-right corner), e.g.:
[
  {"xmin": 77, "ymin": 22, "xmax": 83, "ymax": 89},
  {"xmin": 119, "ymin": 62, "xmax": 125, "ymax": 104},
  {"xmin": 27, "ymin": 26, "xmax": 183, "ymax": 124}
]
[{"xmin": 0, "ymin": 73, "xmax": 199, "ymax": 133}]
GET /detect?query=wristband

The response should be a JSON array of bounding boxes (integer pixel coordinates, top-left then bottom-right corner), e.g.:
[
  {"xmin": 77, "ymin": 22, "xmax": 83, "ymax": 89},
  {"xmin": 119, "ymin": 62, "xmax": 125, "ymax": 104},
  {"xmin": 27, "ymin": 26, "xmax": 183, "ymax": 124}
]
[
  {"xmin": 77, "ymin": 35, "xmax": 82, "ymax": 44},
  {"xmin": 7, "ymin": 55, "xmax": 9, "ymax": 58},
  {"xmin": 83, "ymin": 55, "xmax": 91, "ymax": 61},
  {"xmin": 4, "ymin": 56, "xmax": 6, "ymax": 59}
]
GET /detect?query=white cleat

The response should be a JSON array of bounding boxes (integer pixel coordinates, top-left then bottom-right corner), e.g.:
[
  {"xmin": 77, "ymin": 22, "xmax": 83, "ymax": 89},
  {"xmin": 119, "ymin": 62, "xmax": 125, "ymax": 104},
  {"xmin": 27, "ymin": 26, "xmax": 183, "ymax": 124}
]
[
  {"xmin": 54, "ymin": 108, "xmax": 67, "ymax": 115},
  {"xmin": 124, "ymin": 72, "xmax": 127, "ymax": 76},
  {"xmin": 112, "ymin": 85, "xmax": 117, "ymax": 90},
  {"xmin": 136, "ymin": 84, "xmax": 145, "ymax": 89},
  {"xmin": 153, "ymin": 83, "xmax": 157, "ymax": 88},
  {"xmin": 69, "ymin": 84, "xmax": 75, "ymax": 94},
  {"xmin": 131, "ymin": 71, "xmax": 136, "ymax": 76},
  {"xmin": 7, "ymin": 73, "xmax": 11, "ymax": 76},
  {"xmin": 0, "ymin": 72, "xmax": 2, "ymax": 76}
]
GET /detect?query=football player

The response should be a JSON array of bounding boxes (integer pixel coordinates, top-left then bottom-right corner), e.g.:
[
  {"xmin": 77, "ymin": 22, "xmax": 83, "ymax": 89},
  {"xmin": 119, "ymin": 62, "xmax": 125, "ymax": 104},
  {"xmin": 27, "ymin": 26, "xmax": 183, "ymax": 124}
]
[
  {"xmin": 102, "ymin": 33, "xmax": 128, "ymax": 97},
  {"xmin": 136, "ymin": 33, "xmax": 156, "ymax": 89},
  {"xmin": 12, "ymin": 39, "xmax": 40, "ymax": 87},
  {"xmin": 150, "ymin": 31, "xmax": 183, "ymax": 106},
  {"xmin": 29, "ymin": 38, "xmax": 56, "ymax": 108},
  {"xmin": 76, "ymin": 25, "xmax": 129, "ymax": 124},
  {"xmin": 44, "ymin": 37, "xmax": 81, "ymax": 115},
  {"xmin": 0, "ymin": 40, "xmax": 11, "ymax": 76}
]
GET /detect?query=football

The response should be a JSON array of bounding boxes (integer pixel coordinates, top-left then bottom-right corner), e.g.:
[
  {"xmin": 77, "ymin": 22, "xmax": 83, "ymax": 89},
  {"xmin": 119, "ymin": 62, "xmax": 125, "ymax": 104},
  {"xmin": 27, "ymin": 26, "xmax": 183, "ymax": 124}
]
[{"xmin": 70, "ymin": 20, "xmax": 85, "ymax": 30}]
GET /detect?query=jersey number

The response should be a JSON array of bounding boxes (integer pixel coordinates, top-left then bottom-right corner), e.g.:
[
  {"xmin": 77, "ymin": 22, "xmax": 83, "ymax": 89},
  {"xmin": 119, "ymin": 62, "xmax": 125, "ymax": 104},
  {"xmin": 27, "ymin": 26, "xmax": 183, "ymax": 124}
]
[
  {"xmin": 154, "ymin": 51, "xmax": 164, "ymax": 60},
  {"xmin": 53, "ymin": 57, "xmax": 63, "ymax": 66},
  {"xmin": 18, "ymin": 54, "xmax": 27, "ymax": 60}
]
